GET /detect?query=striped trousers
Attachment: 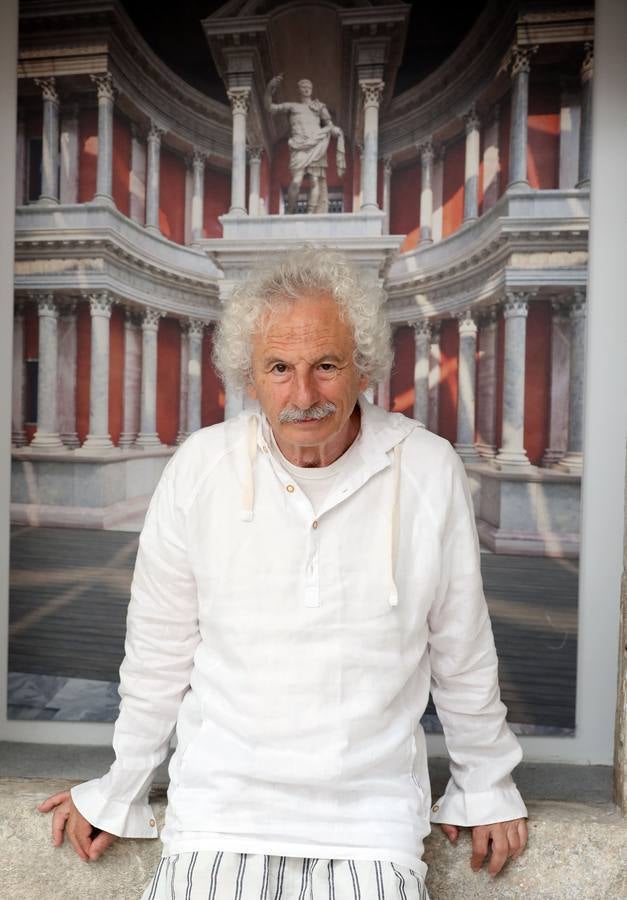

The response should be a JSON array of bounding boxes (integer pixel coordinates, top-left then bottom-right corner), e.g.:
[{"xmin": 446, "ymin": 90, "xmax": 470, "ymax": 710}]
[{"xmin": 140, "ymin": 852, "xmax": 429, "ymax": 900}]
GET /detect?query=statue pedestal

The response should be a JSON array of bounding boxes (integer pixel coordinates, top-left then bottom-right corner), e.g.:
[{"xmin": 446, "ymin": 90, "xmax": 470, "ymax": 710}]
[{"xmin": 218, "ymin": 210, "xmax": 387, "ymax": 240}]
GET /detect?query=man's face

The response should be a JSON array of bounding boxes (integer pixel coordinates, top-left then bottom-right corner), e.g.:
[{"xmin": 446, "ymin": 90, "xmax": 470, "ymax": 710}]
[
  {"xmin": 298, "ymin": 81, "xmax": 313, "ymax": 99},
  {"xmin": 248, "ymin": 293, "xmax": 368, "ymax": 457}
]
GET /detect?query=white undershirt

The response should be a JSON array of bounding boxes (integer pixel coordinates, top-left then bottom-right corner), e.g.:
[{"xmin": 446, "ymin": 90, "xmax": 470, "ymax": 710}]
[{"xmin": 269, "ymin": 429, "xmax": 362, "ymax": 515}]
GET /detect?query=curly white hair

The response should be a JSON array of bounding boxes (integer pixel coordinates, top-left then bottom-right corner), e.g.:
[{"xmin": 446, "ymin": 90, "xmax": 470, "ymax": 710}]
[{"xmin": 212, "ymin": 246, "xmax": 393, "ymax": 390}]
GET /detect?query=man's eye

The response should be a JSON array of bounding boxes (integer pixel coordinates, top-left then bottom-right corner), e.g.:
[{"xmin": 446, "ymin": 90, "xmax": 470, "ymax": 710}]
[
  {"xmin": 271, "ymin": 363, "xmax": 288, "ymax": 374},
  {"xmin": 319, "ymin": 363, "xmax": 337, "ymax": 372}
]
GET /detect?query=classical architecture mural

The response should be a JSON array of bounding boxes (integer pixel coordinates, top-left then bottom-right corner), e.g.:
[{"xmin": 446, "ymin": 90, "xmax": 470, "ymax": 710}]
[{"xmin": 8, "ymin": 0, "xmax": 593, "ymax": 725}]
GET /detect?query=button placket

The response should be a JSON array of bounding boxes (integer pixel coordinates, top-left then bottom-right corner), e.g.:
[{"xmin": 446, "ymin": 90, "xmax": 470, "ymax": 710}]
[{"xmin": 304, "ymin": 518, "xmax": 321, "ymax": 608}]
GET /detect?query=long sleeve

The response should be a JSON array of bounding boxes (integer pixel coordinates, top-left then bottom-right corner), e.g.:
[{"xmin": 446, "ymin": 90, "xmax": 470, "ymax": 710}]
[
  {"xmin": 71, "ymin": 456, "xmax": 200, "ymax": 838},
  {"xmin": 428, "ymin": 449, "xmax": 528, "ymax": 827}
]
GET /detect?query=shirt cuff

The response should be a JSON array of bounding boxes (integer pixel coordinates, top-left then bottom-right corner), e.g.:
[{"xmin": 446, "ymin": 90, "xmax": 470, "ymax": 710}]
[
  {"xmin": 429, "ymin": 780, "xmax": 528, "ymax": 827},
  {"xmin": 71, "ymin": 779, "xmax": 159, "ymax": 839}
]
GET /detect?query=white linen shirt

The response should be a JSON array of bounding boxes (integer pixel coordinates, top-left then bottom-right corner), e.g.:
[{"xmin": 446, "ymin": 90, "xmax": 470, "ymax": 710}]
[{"xmin": 72, "ymin": 396, "xmax": 527, "ymax": 879}]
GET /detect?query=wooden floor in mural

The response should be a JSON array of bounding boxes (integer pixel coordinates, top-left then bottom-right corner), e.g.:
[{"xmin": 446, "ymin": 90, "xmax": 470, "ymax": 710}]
[{"xmin": 8, "ymin": 526, "xmax": 579, "ymax": 730}]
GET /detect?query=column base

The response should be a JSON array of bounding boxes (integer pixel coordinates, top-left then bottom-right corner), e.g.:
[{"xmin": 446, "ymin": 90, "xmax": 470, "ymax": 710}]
[
  {"xmin": 557, "ymin": 451, "xmax": 583, "ymax": 474},
  {"xmin": 36, "ymin": 196, "xmax": 59, "ymax": 207},
  {"xmin": 541, "ymin": 447, "xmax": 567, "ymax": 468},
  {"xmin": 359, "ymin": 203, "xmax": 380, "ymax": 213},
  {"xmin": 29, "ymin": 431, "xmax": 65, "ymax": 451},
  {"xmin": 78, "ymin": 433, "xmax": 115, "ymax": 452},
  {"xmin": 91, "ymin": 193, "xmax": 116, "ymax": 208},
  {"xmin": 476, "ymin": 442, "xmax": 496, "ymax": 460},
  {"xmin": 118, "ymin": 432, "xmax": 139, "ymax": 450},
  {"xmin": 506, "ymin": 180, "xmax": 531, "ymax": 192},
  {"xmin": 145, "ymin": 224, "xmax": 161, "ymax": 235},
  {"xmin": 11, "ymin": 431, "xmax": 27, "ymax": 448},
  {"xmin": 134, "ymin": 433, "xmax": 163, "ymax": 449},
  {"xmin": 61, "ymin": 432, "xmax": 80, "ymax": 450},
  {"xmin": 455, "ymin": 442, "xmax": 481, "ymax": 463},
  {"xmin": 494, "ymin": 447, "xmax": 532, "ymax": 469},
  {"xmin": 175, "ymin": 431, "xmax": 189, "ymax": 445},
  {"xmin": 225, "ymin": 207, "xmax": 247, "ymax": 216}
]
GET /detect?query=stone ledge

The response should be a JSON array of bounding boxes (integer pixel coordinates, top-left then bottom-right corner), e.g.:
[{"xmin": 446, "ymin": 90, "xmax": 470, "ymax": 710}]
[{"xmin": 3, "ymin": 777, "xmax": 625, "ymax": 900}]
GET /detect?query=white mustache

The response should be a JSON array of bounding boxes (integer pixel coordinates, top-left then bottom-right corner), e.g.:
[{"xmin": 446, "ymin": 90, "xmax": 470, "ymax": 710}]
[{"xmin": 278, "ymin": 402, "xmax": 337, "ymax": 423}]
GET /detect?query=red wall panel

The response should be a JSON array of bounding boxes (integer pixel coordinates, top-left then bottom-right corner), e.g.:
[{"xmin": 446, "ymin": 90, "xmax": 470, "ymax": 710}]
[
  {"xmin": 527, "ymin": 82, "xmax": 560, "ymax": 190},
  {"xmin": 390, "ymin": 326, "xmax": 415, "ymax": 417},
  {"xmin": 78, "ymin": 109, "xmax": 98, "ymax": 203},
  {"xmin": 524, "ymin": 301, "xmax": 551, "ymax": 465},
  {"xmin": 390, "ymin": 161, "xmax": 420, "ymax": 250},
  {"xmin": 159, "ymin": 149, "xmax": 186, "ymax": 244},
  {"xmin": 438, "ymin": 318, "xmax": 459, "ymax": 444},
  {"xmin": 203, "ymin": 167, "xmax": 230, "ymax": 237},
  {"xmin": 498, "ymin": 95, "xmax": 512, "ymax": 197},
  {"xmin": 156, "ymin": 317, "xmax": 181, "ymax": 445},
  {"xmin": 108, "ymin": 305, "xmax": 124, "ymax": 445},
  {"xmin": 442, "ymin": 137, "xmax": 465, "ymax": 239},
  {"xmin": 201, "ymin": 326, "xmax": 225, "ymax": 426},
  {"xmin": 112, "ymin": 116, "xmax": 131, "ymax": 215},
  {"xmin": 76, "ymin": 301, "xmax": 91, "ymax": 445}
]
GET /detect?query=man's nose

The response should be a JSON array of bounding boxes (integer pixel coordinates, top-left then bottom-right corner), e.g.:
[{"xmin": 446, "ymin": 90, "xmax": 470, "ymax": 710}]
[{"xmin": 291, "ymin": 369, "xmax": 319, "ymax": 409}]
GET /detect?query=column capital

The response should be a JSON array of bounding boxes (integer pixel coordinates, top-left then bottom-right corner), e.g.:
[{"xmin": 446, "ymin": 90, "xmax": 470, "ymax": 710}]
[
  {"xmin": 34, "ymin": 76, "xmax": 59, "ymax": 105},
  {"xmin": 59, "ymin": 298, "xmax": 78, "ymax": 317},
  {"xmin": 34, "ymin": 292, "xmax": 58, "ymax": 317},
  {"xmin": 227, "ymin": 88, "xmax": 250, "ymax": 115},
  {"xmin": 569, "ymin": 291, "xmax": 587, "ymax": 318},
  {"xmin": 360, "ymin": 79, "xmax": 385, "ymax": 109},
  {"xmin": 130, "ymin": 122, "xmax": 145, "ymax": 142},
  {"xmin": 247, "ymin": 146, "xmax": 263, "ymax": 164},
  {"xmin": 581, "ymin": 42, "xmax": 594, "ymax": 83},
  {"xmin": 550, "ymin": 298, "xmax": 569, "ymax": 320},
  {"xmin": 503, "ymin": 291, "xmax": 530, "ymax": 318},
  {"xmin": 480, "ymin": 304, "xmax": 500, "ymax": 326},
  {"xmin": 508, "ymin": 44, "xmax": 539, "ymax": 78},
  {"xmin": 412, "ymin": 319, "xmax": 432, "ymax": 339},
  {"xmin": 418, "ymin": 139, "xmax": 434, "ymax": 164},
  {"xmin": 185, "ymin": 317, "xmax": 205, "ymax": 338},
  {"xmin": 141, "ymin": 307, "xmax": 162, "ymax": 331},
  {"xmin": 88, "ymin": 292, "xmax": 114, "ymax": 318},
  {"xmin": 457, "ymin": 309, "xmax": 478, "ymax": 336},
  {"xmin": 382, "ymin": 155, "xmax": 393, "ymax": 175},
  {"xmin": 464, "ymin": 105, "xmax": 480, "ymax": 133},
  {"xmin": 61, "ymin": 102, "xmax": 80, "ymax": 123},
  {"xmin": 147, "ymin": 121, "xmax": 166, "ymax": 145},
  {"xmin": 192, "ymin": 148, "xmax": 208, "ymax": 170},
  {"xmin": 90, "ymin": 72, "xmax": 116, "ymax": 103}
]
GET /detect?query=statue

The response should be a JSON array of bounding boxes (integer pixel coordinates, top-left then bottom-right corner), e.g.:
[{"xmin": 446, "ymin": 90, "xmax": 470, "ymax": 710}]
[{"xmin": 265, "ymin": 74, "xmax": 345, "ymax": 214}]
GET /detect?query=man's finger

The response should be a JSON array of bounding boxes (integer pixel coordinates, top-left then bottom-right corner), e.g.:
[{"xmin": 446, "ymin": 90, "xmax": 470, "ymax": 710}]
[
  {"xmin": 51, "ymin": 804, "xmax": 71, "ymax": 847},
  {"xmin": 88, "ymin": 831, "xmax": 117, "ymax": 861},
  {"xmin": 67, "ymin": 818, "xmax": 93, "ymax": 862},
  {"xmin": 512, "ymin": 819, "xmax": 528, "ymax": 858},
  {"xmin": 439, "ymin": 824, "xmax": 459, "ymax": 843},
  {"xmin": 38, "ymin": 791, "xmax": 71, "ymax": 813},
  {"xmin": 487, "ymin": 829, "xmax": 509, "ymax": 876},
  {"xmin": 470, "ymin": 827, "xmax": 489, "ymax": 871}
]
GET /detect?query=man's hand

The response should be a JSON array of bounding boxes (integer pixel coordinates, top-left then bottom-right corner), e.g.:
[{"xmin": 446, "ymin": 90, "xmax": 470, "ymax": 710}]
[
  {"xmin": 38, "ymin": 790, "xmax": 117, "ymax": 862},
  {"xmin": 440, "ymin": 818, "xmax": 528, "ymax": 876},
  {"xmin": 268, "ymin": 73, "xmax": 284, "ymax": 92}
]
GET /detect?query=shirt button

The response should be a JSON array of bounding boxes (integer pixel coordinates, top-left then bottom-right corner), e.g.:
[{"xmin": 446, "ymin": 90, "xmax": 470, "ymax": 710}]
[
  {"xmin": 286, "ymin": 484, "xmax": 295, "ymax": 493},
  {"xmin": 431, "ymin": 804, "xmax": 439, "ymax": 813},
  {"xmin": 312, "ymin": 520, "xmax": 319, "ymax": 529},
  {"xmin": 149, "ymin": 818, "xmax": 156, "ymax": 827}
]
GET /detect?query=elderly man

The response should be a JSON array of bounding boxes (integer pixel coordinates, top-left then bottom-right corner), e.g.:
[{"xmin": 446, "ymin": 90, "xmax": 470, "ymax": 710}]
[
  {"xmin": 265, "ymin": 74, "xmax": 345, "ymax": 214},
  {"xmin": 40, "ymin": 248, "xmax": 527, "ymax": 899}
]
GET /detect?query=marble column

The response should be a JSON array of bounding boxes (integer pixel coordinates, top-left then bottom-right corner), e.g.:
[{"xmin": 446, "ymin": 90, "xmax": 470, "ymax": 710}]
[
  {"xmin": 495, "ymin": 292, "xmax": 531, "ymax": 468},
  {"xmin": 508, "ymin": 46, "xmax": 537, "ymax": 191},
  {"xmin": 59, "ymin": 104, "xmax": 79, "ymax": 204},
  {"xmin": 413, "ymin": 320, "xmax": 431, "ymax": 424},
  {"xmin": 455, "ymin": 310, "xmax": 480, "ymax": 462},
  {"xmin": 355, "ymin": 143, "xmax": 364, "ymax": 211},
  {"xmin": 360, "ymin": 80, "xmax": 384, "ymax": 211},
  {"xmin": 31, "ymin": 294, "xmax": 64, "ymax": 450},
  {"xmin": 382, "ymin": 156, "xmax": 392, "ymax": 235},
  {"xmin": 119, "ymin": 310, "xmax": 141, "ymax": 449},
  {"xmin": 135, "ymin": 307, "xmax": 162, "ymax": 448},
  {"xmin": 15, "ymin": 110, "xmax": 26, "ymax": 206},
  {"xmin": 82, "ymin": 292, "xmax": 114, "ymax": 451},
  {"xmin": 58, "ymin": 300, "xmax": 79, "ymax": 448},
  {"xmin": 542, "ymin": 300, "xmax": 570, "ymax": 467},
  {"xmin": 248, "ymin": 147, "xmax": 262, "ymax": 216},
  {"xmin": 145, "ymin": 122, "xmax": 165, "ymax": 232},
  {"xmin": 176, "ymin": 322, "xmax": 190, "ymax": 444},
  {"xmin": 227, "ymin": 89, "xmax": 250, "ymax": 215},
  {"xmin": 558, "ymin": 85, "xmax": 580, "ymax": 190},
  {"xmin": 558, "ymin": 291, "xmax": 587, "ymax": 473},
  {"xmin": 376, "ymin": 324, "xmax": 396, "ymax": 411},
  {"xmin": 577, "ymin": 43, "xmax": 593, "ymax": 189},
  {"xmin": 428, "ymin": 322, "xmax": 441, "ymax": 433},
  {"xmin": 12, "ymin": 302, "xmax": 26, "ymax": 447},
  {"xmin": 90, "ymin": 73, "xmax": 115, "ymax": 205},
  {"xmin": 482, "ymin": 106, "xmax": 500, "ymax": 212},
  {"xmin": 191, "ymin": 149, "xmax": 206, "ymax": 242},
  {"xmin": 476, "ymin": 306, "xmax": 499, "ymax": 459},
  {"xmin": 35, "ymin": 77, "xmax": 60, "ymax": 205},
  {"xmin": 463, "ymin": 106, "xmax": 481, "ymax": 221},
  {"xmin": 419, "ymin": 140, "xmax": 434, "ymax": 244},
  {"xmin": 129, "ymin": 124, "xmax": 146, "ymax": 225},
  {"xmin": 432, "ymin": 147, "xmax": 445, "ymax": 243},
  {"xmin": 186, "ymin": 318, "xmax": 204, "ymax": 435}
]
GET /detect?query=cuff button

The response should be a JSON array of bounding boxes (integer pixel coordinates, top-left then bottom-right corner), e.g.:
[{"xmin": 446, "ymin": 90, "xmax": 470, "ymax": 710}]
[
  {"xmin": 431, "ymin": 804, "xmax": 439, "ymax": 812},
  {"xmin": 149, "ymin": 819, "xmax": 156, "ymax": 827}
]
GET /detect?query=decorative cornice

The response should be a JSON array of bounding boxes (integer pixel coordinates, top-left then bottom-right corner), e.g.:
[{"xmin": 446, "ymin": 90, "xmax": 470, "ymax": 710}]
[
  {"xmin": 90, "ymin": 72, "xmax": 116, "ymax": 103},
  {"xmin": 34, "ymin": 76, "xmax": 58, "ymax": 104}
]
